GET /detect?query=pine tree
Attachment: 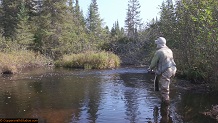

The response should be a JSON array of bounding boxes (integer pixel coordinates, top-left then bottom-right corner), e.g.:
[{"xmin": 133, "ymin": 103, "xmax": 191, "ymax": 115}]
[
  {"xmin": 111, "ymin": 21, "xmax": 124, "ymax": 38},
  {"xmin": 159, "ymin": 0, "xmax": 176, "ymax": 46},
  {"xmin": 26, "ymin": 0, "xmax": 43, "ymax": 16},
  {"xmin": 34, "ymin": 0, "xmax": 70, "ymax": 59},
  {"xmin": 0, "ymin": 0, "xmax": 21, "ymax": 40},
  {"xmin": 73, "ymin": 0, "xmax": 88, "ymax": 51},
  {"xmin": 86, "ymin": 0, "xmax": 102, "ymax": 33},
  {"xmin": 74, "ymin": 0, "xmax": 86, "ymax": 27},
  {"xmin": 59, "ymin": 0, "xmax": 89, "ymax": 54},
  {"xmin": 125, "ymin": 0, "xmax": 142, "ymax": 40},
  {"xmin": 86, "ymin": 0, "xmax": 104, "ymax": 49},
  {"xmin": 16, "ymin": 0, "xmax": 34, "ymax": 49}
]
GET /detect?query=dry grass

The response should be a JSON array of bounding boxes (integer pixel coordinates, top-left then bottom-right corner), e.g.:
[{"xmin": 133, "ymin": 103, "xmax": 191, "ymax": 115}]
[
  {"xmin": 55, "ymin": 51, "xmax": 121, "ymax": 69},
  {"xmin": 0, "ymin": 50, "xmax": 52, "ymax": 74}
]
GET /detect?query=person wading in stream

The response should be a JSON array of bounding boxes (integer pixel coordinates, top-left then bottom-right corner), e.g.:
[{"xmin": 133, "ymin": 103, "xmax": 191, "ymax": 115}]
[{"xmin": 148, "ymin": 37, "xmax": 176, "ymax": 104}]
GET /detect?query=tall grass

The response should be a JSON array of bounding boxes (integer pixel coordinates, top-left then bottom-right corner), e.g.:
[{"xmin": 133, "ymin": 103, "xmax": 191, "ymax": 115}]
[
  {"xmin": 0, "ymin": 50, "xmax": 52, "ymax": 74},
  {"xmin": 55, "ymin": 51, "xmax": 121, "ymax": 69}
]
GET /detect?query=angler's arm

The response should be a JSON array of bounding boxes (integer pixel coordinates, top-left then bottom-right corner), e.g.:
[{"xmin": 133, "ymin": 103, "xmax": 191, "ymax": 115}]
[{"xmin": 149, "ymin": 52, "xmax": 159, "ymax": 70}]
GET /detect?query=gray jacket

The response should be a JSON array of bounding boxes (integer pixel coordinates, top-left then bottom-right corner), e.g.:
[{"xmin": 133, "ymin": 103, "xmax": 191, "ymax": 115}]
[{"xmin": 149, "ymin": 46, "xmax": 176, "ymax": 75}]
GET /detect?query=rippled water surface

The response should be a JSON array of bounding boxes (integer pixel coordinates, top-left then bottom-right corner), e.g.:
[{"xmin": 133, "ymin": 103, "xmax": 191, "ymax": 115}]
[{"xmin": 0, "ymin": 67, "xmax": 217, "ymax": 123}]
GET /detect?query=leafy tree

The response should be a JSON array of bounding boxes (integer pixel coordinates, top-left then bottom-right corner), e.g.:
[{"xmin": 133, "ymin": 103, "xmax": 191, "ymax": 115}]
[{"xmin": 149, "ymin": 0, "xmax": 218, "ymax": 83}]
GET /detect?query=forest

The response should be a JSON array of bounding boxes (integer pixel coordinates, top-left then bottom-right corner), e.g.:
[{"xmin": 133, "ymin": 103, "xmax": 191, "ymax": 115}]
[{"xmin": 0, "ymin": 0, "xmax": 217, "ymax": 85}]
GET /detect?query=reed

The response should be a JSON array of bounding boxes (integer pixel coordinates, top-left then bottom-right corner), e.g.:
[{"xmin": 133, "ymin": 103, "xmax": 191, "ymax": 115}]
[
  {"xmin": 55, "ymin": 51, "xmax": 121, "ymax": 69},
  {"xmin": 0, "ymin": 50, "xmax": 52, "ymax": 74}
]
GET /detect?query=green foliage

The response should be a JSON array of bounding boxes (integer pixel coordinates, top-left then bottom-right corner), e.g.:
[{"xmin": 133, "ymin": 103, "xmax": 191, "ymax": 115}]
[
  {"xmin": 125, "ymin": 0, "xmax": 142, "ymax": 39},
  {"xmin": 0, "ymin": 0, "xmax": 121, "ymax": 72},
  {"xmin": 111, "ymin": 21, "xmax": 125, "ymax": 39},
  {"xmin": 16, "ymin": 1, "xmax": 35, "ymax": 49},
  {"xmin": 146, "ymin": 0, "xmax": 218, "ymax": 83},
  {"xmin": 181, "ymin": 67, "xmax": 205, "ymax": 83},
  {"xmin": 86, "ymin": 0, "xmax": 107, "ymax": 49},
  {"xmin": 0, "ymin": 0, "xmax": 21, "ymax": 40},
  {"xmin": 86, "ymin": 0, "xmax": 102, "ymax": 33},
  {"xmin": 33, "ymin": 0, "xmax": 68, "ymax": 59},
  {"xmin": 55, "ymin": 51, "xmax": 121, "ymax": 69},
  {"xmin": 0, "ymin": 0, "xmax": 112, "ymax": 60}
]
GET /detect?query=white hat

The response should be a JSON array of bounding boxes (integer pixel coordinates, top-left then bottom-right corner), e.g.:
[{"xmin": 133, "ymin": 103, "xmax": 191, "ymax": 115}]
[{"xmin": 155, "ymin": 37, "xmax": 166, "ymax": 45}]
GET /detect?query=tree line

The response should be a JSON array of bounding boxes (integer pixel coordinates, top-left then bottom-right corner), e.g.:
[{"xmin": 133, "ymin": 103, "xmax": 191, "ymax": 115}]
[
  {"xmin": 0, "ymin": 0, "xmax": 105, "ymax": 59},
  {"xmin": 0, "ymin": 0, "xmax": 217, "ymax": 84},
  {"xmin": 0, "ymin": 0, "xmax": 144, "ymax": 61}
]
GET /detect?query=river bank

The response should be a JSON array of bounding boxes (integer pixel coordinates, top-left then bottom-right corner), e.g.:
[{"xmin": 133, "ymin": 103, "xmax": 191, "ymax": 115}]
[
  {"xmin": 172, "ymin": 78, "xmax": 218, "ymax": 122},
  {"xmin": 0, "ymin": 51, "xmax": 52, "ymax": 74},
  {"xmin": 0, "ymin": 51, "xmax": 121, "ymax": 74}
]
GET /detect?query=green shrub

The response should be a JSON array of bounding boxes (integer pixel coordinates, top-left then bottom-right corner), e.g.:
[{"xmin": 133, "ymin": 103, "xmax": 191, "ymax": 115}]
[{"xmin": 55, "ymin": 51, "xmax": 121, "ymax": 69}]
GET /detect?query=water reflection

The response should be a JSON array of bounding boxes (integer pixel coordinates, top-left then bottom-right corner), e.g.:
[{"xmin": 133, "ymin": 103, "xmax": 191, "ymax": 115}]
[
  {"xmin": 177, "ymin": 90, "xmax": 218, "ymax": 123},
  {"xmin": 153, "ymin": 102, "xmax": 173, "ymax": 123},
  {"xmin": 160, "ymin": 103, "xmax": 172, "ymax": 123},
  {"xmin": 120, "ymin": 73, "xmax": 144, "ymax": 123},
  {"xmin": 0, "ymin": 67, "xmax": 217, "ymax": 123}
]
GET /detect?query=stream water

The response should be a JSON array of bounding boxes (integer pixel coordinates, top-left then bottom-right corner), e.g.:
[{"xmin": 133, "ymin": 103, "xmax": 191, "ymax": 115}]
[{"xmin": 0, "ymin": 67, "xmax": 217, "ymax": 123}]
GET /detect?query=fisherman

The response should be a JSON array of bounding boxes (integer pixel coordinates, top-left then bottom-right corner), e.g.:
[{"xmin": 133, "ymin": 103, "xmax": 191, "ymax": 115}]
[{"xmin": 148, "ymin": 37, "xmax": 177, "ymax": 104}]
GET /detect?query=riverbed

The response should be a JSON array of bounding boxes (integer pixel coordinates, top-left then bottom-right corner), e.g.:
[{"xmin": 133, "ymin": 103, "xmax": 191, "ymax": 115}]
[{"xmin": 0, "ymin": 67, "xmax": 217, "ymax": 123}]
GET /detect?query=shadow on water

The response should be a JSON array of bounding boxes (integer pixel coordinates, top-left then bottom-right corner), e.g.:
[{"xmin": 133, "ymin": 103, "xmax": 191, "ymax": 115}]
[
  {"xmin": 176, "ymin": 90, "xmax": 218, "ymax": 123},
  {"xmin": 0, "ymin": 67, "xmax": 217, "ymax": 123}
]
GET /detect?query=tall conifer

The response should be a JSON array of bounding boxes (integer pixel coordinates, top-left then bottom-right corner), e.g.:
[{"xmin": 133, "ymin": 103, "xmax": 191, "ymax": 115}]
[
  {"xmin": 16, "ymin": 0, "xmax": 34, "ymax": 49},
  {"xmin": 0, "ymin": 0, "xmax": 21, "ymax": 40},
  {"xmin": 125, "ymin": 0, "xmax": 142, "ymax": 40},
  {"xmin": 86, "ymin": 0, "xmax": 104, "ymax": 49}
]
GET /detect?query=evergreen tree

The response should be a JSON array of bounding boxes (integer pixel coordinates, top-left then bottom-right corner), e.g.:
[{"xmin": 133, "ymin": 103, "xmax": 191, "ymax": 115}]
[
  {"xmin": 34, "ymin": 0, "xmax": 70, "ymax": 59},
  {"xmin": 86, "ymin": 0, "xmax": 104, "ymax": 49},
  {"xmin": 26, "ymin": 0, "xmax": 43, "ymax": 16},
  {"xmin": 72, "ymin": 0, "xmax": 89, "ymax": 52},
  {"xmin": 86, "ymin": 0, "xmax": 102, "ymax": 33},
  {"xmin": 159, "ymin": 0, "xmax": 176, "ymax": 46},
  {"xmin": 0, "ymin": 0, "xmax": 21, "ymax": 40},
  {"xmin": 16, "ymin": 0, "xmax": 34, "ymax": 49},
  {"xmin": 60, "ymin": 0, "xmax": 89, "ymax": 54},
  {"xmin": 125, "ymin": 0, "xmax": 142, "ymax": 40},
  {"xmin": 110, "ymin": 26, "xmax": 116, "ymax": 37},
  {"xmin": 104, "ymin": 26, "xmax": 110, "ymax": 36},
  {"xmin": 111, "ymin": 21, "xmax": 124, "ymax": 38},
  {"xmin": 74, "ymin": 0, "xmax": 86, "ymax": 27}
]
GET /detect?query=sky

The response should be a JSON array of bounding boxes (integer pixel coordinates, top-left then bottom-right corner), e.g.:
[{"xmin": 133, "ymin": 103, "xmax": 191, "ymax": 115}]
[{"xmin": 79, "ymin": 0, "xmax": 165, "ymax": 29}]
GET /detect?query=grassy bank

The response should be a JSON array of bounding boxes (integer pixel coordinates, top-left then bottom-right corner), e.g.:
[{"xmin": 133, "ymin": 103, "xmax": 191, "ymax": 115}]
[
  {"xmin": 0, "ymin": 50, "xmax": 52, "ymax": 74},
  {"xmin": 55, "ymin": 51, "xmax": 121, "ymax": 69}
]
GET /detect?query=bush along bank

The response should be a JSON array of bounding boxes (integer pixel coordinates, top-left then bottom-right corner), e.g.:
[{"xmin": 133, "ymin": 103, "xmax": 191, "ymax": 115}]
[
  {"xmin": 0, "ymin": 50, "xmax": 52, "ymax": 74},
  {"xmin": 55, "ymin": 51, "xmax": 121, "ymax": 69}
]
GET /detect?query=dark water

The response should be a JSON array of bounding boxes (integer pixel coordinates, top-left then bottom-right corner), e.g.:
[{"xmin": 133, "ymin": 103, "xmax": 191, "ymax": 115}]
[{"xmin": 0, "ymin": 67, "xmax": 217, "ymax": 123}]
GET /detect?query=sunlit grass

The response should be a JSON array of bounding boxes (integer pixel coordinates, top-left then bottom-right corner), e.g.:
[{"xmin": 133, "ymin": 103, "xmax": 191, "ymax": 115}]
[
  {"xmin": 55, "ymin": 51, "xmax": 121, "ymax": 69},
  {"xmin": 0, "ymin": 50, "xmax": 52, "ymax": 74}
]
